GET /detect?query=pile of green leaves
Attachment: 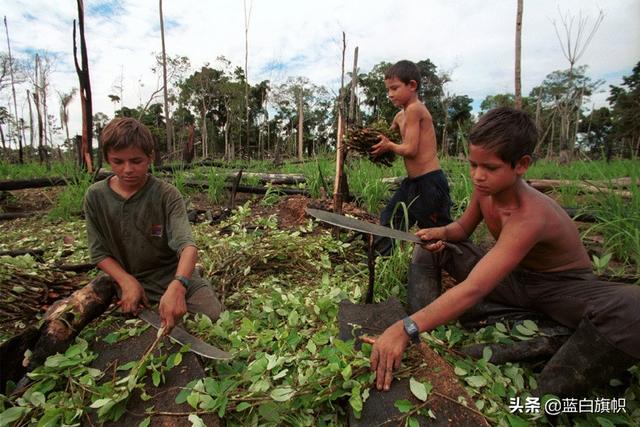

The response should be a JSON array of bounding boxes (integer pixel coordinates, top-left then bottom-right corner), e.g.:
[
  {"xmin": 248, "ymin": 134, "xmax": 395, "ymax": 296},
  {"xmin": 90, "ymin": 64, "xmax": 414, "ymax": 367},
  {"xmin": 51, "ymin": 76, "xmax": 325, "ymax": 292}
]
[{"xmin": 2, "ymin": 203, "xmax": 639, "ymax": 426}]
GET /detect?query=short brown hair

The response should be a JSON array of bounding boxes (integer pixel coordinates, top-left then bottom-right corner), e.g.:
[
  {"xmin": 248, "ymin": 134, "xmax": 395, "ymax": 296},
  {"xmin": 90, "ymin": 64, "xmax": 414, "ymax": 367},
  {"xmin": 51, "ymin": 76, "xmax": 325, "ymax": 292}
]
[
  {"xmin": 469, "ymin": 107, "xmax": 538, "ymax": 167},
  {"xmin": 385, "ymin": 60, "xmax": 421, "ymax": 91},
  {"xmin": 101, "ymin": 117, "xmax": 154, "ymax": 160}
]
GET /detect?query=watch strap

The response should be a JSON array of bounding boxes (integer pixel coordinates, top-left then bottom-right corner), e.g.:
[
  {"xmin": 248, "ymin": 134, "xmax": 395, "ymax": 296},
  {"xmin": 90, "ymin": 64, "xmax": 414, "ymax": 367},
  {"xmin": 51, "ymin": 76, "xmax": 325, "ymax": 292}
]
[{"xmin": 174, "ymin": 275, "xmax": 190, "ymax": 288}]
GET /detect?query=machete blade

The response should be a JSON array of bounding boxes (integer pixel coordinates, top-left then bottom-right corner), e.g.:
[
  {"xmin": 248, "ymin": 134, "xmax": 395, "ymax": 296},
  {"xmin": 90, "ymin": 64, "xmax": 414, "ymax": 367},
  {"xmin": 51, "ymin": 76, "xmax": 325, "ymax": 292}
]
[
  {"xmin": 139, "ymin": 309, "xmax": 232, "ymax": 360},
  {"xmin": 305, "ymin": 208, "xmax": 463, "ymax": 255}
]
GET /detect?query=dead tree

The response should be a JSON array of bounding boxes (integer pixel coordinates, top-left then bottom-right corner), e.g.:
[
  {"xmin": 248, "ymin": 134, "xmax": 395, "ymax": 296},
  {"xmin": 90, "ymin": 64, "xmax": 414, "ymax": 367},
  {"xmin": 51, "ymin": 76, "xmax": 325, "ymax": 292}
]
[
  {"xmin": 73, "ymin": 0, "xmax": 94, "ymax": 172},
  {"xmin": 4, "ymin": 16, "xmax": 23, "ymax": 163},
  {"xmin": 159, "ymin": 0, "xmax": 173, "ymax": 156},
  {"xmin": 514, "ymin": 0, "xmax": 523, "ymax": 109},
  {"xmin": 552, "ymin": 7, "xmax": 604, "ymax": 159}
]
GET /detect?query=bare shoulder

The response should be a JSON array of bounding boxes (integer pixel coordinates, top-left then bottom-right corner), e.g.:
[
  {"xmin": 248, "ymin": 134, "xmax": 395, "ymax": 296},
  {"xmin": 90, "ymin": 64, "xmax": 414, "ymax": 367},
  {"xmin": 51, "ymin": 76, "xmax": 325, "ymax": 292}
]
[
  {"xmin": 405, "ymin": 100, "xmax": 431, "ymax": 120},
  {"xmin": 498, "ymin": 185, "xmax": 590, "ymax": 270}
]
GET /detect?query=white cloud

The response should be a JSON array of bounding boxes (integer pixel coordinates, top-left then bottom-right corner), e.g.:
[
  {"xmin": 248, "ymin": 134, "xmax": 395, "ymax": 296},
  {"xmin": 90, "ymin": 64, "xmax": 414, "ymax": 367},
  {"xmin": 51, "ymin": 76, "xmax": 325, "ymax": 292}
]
[{"xmin": 1, "ymin": 0, "xmax": 638, "ymax": 146}]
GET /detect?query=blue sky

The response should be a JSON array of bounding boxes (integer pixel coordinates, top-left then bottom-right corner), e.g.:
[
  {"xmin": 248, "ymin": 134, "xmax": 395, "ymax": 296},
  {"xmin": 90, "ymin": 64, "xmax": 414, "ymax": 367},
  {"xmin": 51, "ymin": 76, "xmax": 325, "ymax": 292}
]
[{"xmin": 1, "ymin": 0, "xmax": 638, "ymax": 145}]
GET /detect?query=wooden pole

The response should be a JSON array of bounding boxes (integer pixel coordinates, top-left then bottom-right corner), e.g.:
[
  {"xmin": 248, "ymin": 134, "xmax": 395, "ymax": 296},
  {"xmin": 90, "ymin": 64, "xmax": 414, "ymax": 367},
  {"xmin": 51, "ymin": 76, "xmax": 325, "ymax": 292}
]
[{"xmin": 333, "ymin": 32, "xmax": 347, "ymax": 215}]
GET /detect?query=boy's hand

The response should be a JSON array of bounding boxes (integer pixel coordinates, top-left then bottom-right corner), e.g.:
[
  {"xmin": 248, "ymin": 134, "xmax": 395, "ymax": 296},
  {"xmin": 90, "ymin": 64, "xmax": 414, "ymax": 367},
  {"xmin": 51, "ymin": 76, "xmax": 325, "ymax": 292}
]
[
  {"xmin": 158, "ymin": 281, "xmax": 187, "ymax": 334},
  {"xmin": 117, "ymin": 277, "xmax": 149, "ymax": 315},
  {"xmin": 362, "ymin": 321, "xmax": 409, "ymax": 391},
  {"xmin": 371, "ymin": 136, "xmax": 392, "ymax": 157},
  {"xmin": 416, "ymin": 228, "xmax": 446, "ymax": 252}
]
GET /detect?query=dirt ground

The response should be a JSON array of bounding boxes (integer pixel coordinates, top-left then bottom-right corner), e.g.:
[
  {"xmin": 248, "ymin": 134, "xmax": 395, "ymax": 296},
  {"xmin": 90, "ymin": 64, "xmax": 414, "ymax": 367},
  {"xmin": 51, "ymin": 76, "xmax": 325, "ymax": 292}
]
[{"xmin": 0, "ymin": 187, "xmax": 64, "ymax": 213}]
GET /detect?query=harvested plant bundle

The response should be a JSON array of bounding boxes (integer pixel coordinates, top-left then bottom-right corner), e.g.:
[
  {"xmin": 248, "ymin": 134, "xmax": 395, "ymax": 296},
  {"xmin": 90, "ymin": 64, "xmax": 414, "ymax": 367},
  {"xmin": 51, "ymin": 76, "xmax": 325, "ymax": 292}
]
[{"xmin": 344, "ymin": 123, "xmax": 400, "ymax": 167}]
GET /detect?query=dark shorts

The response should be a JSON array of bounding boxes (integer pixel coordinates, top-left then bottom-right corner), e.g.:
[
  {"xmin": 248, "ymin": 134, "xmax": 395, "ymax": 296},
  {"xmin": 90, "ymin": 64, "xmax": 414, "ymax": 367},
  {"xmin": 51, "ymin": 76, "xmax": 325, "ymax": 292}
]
[
  {"xmin": 381, "ymin": 169, "xmax": 453, "ymax": 229},
  {"xmin": 376, "ymin": 170, "xmax": 452, "ymax": 255},
  {"xmin": 413, "ymin": 242, "xmax": 640, "ymax": 358}
]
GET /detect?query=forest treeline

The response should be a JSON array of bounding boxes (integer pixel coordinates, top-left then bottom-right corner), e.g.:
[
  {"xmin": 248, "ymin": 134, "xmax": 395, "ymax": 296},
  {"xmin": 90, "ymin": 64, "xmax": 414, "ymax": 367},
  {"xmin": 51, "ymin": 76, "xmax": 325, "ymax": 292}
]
[{"xmin": 1, "ymin": 50, "xmax": 639, "ymax": 165}]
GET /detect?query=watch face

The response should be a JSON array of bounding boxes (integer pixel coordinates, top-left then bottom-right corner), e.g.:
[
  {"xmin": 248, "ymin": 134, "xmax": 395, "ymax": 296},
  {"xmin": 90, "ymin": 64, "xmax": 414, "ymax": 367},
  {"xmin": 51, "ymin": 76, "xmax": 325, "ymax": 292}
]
[{"xmin": 403, "ymin": 317, "xmax": 419, "ymax": 341}]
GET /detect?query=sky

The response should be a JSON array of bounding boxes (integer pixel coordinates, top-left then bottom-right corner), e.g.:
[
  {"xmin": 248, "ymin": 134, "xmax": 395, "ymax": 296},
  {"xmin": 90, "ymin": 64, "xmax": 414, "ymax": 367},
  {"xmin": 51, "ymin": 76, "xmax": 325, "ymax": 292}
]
[{"xmin": 1, "ymin": 0, "xmax": 639, "ymax": 146}]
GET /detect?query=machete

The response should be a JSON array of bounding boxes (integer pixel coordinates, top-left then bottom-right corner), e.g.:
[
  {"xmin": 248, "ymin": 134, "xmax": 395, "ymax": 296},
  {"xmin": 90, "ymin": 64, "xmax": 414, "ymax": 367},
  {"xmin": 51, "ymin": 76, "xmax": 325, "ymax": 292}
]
[
  {"xmin": 306, "ymin": 208, "xmax": 463, "ymax": 255},
  {"xmin": 139, "ymin": 309, "xmax": 232, "ymax": 360}
]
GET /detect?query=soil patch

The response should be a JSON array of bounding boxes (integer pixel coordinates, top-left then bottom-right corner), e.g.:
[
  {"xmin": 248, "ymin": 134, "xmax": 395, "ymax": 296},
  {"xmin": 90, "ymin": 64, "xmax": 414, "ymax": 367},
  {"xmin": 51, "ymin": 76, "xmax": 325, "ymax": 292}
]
[{"xmin": 0, "ymin": 187, "xmax": 63, "ymax": 213}]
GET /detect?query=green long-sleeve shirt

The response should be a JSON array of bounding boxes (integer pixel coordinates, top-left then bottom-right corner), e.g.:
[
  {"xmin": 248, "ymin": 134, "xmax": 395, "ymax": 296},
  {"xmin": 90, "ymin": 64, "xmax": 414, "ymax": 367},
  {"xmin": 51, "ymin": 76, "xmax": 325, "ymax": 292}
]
[{"xmin": 84, "ymin": 174, "xmax": 205, "ymax": 301}]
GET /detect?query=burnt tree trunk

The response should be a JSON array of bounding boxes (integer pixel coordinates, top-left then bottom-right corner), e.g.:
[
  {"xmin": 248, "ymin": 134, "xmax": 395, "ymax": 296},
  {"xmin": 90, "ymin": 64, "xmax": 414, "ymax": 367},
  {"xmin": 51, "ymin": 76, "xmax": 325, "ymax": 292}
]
[{"xmin": 73, "ymin": 0, "xmax": 93, "ymax": 172}]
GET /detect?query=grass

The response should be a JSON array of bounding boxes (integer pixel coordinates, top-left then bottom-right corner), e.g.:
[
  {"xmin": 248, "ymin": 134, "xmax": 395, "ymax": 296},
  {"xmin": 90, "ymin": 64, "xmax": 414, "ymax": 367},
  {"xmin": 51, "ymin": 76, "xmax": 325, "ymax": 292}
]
[{"xmin": 3, "ymin": 155, "xmax": 638, "ymax": 278}]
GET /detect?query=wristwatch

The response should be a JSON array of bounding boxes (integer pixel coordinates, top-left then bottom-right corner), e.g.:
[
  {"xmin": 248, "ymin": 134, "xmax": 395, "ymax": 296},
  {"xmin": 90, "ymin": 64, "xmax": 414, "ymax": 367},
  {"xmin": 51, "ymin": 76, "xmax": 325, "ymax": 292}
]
[
  {"xmin": 174, "ymin": 275, "xmax": 191, "ymax": 288},
  {"xmin": 402, "ymin": 317, "xmax": 421, "ymax": 344}
]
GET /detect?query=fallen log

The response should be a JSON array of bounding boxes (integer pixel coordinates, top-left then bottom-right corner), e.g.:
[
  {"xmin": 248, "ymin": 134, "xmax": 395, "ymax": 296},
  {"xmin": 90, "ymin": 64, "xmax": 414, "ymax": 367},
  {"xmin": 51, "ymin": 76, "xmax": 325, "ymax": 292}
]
[
  {"xmin": 526, "ymin": 179, "xmax": 632, "ymax": 198},
  {"xmin": 54, "ymin": 262, "xmax": 96, "ymax": 273},
  {"xmin": 0, "ymin": 171, "xmax": 111, "ymax": 191},
  {"xmin": 0, "ymin": 211, "xmax": 40, "ymax": 221},
  {"xmin": 23, "ymin": 276, "xmax": 115, "ymax": 373},
  {"xmin": 0, "ymin": 248, "xmax": 44, "ymax": 259},
  {"xmin": 184, "ymin": 179, "xmax": 310, "ymax": 196}
]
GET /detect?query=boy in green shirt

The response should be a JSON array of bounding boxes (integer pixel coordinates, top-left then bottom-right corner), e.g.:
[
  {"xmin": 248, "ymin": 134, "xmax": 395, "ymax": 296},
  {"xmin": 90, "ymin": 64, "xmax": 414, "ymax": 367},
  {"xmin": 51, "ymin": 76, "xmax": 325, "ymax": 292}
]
[{"xmin": 84, "ymin": 117, "xmax": 223, "ymax": 332}]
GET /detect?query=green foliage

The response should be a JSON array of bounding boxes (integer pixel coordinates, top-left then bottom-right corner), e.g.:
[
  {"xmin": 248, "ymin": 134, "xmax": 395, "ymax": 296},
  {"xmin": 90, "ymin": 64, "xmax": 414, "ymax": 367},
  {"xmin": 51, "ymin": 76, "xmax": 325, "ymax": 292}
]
[
  {"xmin": 260, "ymin": 183, "xmax": 283, "ymax": 207},
  {"xmin": 206, "ymin": 168, "xmax": 226, "ymax": 204},
  {"xmin": 48, "ymin": 172, "xmax": 93, "ymax": 220}
]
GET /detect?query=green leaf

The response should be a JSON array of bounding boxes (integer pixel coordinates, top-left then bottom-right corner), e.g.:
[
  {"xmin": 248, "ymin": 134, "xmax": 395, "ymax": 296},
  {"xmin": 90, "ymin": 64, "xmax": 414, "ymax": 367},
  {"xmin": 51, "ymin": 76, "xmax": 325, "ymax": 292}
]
[
  {"xmin": 595, "ymin": 417, "xmax": 616, "ymax": 427},
  {"xmin": 235, "ymin": 402, "xmax": 251, "ymax": 412},
  {"xmin": 506, "ymin": 414, "xmax": 530, "ymax": 427},
  {"xmin": 187, "ymin": 393, "xmax": 200, "ymax": 409},
  {"xmin": 28, "ymin": 391, "xmax": 46, "ymax": 407},
  {"xmin": 138, "ymin": 417, "xmax": 151, "ymax": 427},
  {"xmin": 258, "ymin": 402, "xmax": 281, "ymax": 422},
  {"xmin": 394, "ymin": 399, "xmax": 413, "ymax": 413},
  {"xmin": 175, "ymin": 387, "xmax": 191, "ymax": 404},
  {"xmin": 270, "ymin": 386, "xmax": 295, "ymax": 402},
  {"xmin": 36, "ymin": 408, "xmax": 62, "ymax": 427},
  {"xmin": 522, "ymin": 320, "xmax": 538, "ymax": 332},
  {"xmin": 90, "ymin": 398, "xmax": 113, "ymax": 409},
  {"xmin": 454, "ymin": 365, "xmax": 467, "ymax": 376},
  {"xmin": 341, "ymin": 364, "xmax": 352, "ymax": 381},
  {"xmin": 482, "ymin": 346, "xmax": 493, "ymax": 362},
  {"xmin": 272, "ymin": 368, "xmax": 288, "ymax": 380},
  {"xmin": 495, "ymin": 322, "xmax": 507, "ymax": 333},
  {"xmin": 152, "ymin": 370, "xmax": 161, "ymax": 387},
  {"xmin": 103, "ymin": 332, "xmax": 120, "ymax": 344},
  {"xmin": 0, "ymin": 407, "xmax": 30, "ymax": 427},
  {"xmin": 188, "ymin": 414, "xmax": 206, "ymax": 427},
  {"xmin": 349, "ymin": 386, "xmax": 363, "ymax": 414},
  {"xmin": 306, "ymin": 340, "xmax": 317, "ymax": 354},
  {"xmin": 514, "ymin": 324, "xmax": 535, "ymax": 336},
  {"xmin": 407, "ymin": 416, "xmax": 420, "ymax": 427},
  {"xmin": 465, "ymin": 376, "xmax": 487, "ymax": 388},
  {"xmin": 166, "ymin": 352, "xmax": 183, "ymax": 369},
  {"xmin": 409, "ymin": 377, "xmax": 430, "ymax": 402}
]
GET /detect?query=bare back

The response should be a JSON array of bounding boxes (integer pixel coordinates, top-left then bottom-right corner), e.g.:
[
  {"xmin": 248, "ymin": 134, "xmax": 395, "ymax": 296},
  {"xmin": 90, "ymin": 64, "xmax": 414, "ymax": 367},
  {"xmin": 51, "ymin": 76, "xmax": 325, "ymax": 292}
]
[
  {"xmin": 478, "ymin": 181, "xmax": 591, "ymax": 272},
  {"xmin": 394, "ymin": 100, "xmax": 441, "ymax": 178}
]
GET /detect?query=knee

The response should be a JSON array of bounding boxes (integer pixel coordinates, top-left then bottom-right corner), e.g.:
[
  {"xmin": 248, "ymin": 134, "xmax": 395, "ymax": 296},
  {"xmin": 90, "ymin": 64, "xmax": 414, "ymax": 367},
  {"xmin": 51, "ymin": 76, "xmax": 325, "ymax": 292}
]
[{"xmin": 411, "ymin": 246, "xmax": 435, "ymax": 266}]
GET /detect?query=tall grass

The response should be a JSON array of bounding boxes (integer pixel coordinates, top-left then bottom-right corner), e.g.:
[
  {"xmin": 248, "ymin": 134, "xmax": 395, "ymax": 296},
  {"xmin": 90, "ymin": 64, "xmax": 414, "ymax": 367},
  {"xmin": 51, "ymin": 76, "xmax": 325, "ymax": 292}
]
[
  {"xmin": 346, "ymin": 158, "xmax": 394, "ymax": 214},
  {"xmin": 580, "ymin": 176, "xmax": 640, "ymax": 275},
  {"xmin": 206, "ymin": 168, "xmax": 227, "ymax": 204},
  {"xmin": 48, "ymin": 172, "xmax": 93, "ymax": 220},
  {"xmin": 0, "ymin": 160, "xmax": 80, "ymax": 180}
]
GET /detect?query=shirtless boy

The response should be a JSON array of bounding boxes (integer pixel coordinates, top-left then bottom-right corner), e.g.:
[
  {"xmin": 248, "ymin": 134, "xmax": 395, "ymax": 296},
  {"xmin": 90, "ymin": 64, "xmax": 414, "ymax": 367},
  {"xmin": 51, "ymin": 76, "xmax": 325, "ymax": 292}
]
[
  {"xmin": 371, "ymin": 60, "xmax": 452, "ymax": 261},
  {"xmin": 366, "ymin": 107, "xmax": 640, "ymax": 397}
]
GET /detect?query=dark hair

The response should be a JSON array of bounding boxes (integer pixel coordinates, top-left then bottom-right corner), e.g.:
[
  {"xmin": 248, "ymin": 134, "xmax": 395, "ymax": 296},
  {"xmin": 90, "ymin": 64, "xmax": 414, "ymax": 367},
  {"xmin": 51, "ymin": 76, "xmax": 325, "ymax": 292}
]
[
  {"xmin": 101, "ymin": 117, "xmax": 154, "ymax": 160},
  {"xmin": 468, "ymin": 107, "xmax": 538, "ymax": 167},
  {"xmin": 385, "ymin": 60, "xmax": 421, "ymax": 91}
]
